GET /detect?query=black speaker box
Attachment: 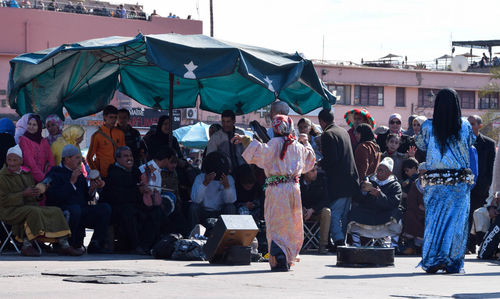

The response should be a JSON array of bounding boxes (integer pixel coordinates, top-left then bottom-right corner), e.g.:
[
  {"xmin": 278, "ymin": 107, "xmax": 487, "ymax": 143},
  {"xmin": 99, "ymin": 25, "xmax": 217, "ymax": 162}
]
[{"xmin": 203, "ymin": 215, "xmax": 258, "ymax": 264}]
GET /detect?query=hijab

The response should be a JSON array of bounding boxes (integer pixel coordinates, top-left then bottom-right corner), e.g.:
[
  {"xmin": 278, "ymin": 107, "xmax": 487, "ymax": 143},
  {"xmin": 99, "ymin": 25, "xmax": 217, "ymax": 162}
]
[{"xmin": 23, "ymin": 115, "xmax": 43, "ymax": 144}]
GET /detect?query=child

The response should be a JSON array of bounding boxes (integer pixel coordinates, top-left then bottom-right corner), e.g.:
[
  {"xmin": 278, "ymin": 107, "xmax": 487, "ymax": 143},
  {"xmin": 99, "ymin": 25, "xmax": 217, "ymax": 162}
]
[
  {"xmin": 399, "ymin": 162, "xmax": 426, "ymax": 255},
  {"xmin": 382, "ymin": 133, "xmax": 416, "ymax": 181}
]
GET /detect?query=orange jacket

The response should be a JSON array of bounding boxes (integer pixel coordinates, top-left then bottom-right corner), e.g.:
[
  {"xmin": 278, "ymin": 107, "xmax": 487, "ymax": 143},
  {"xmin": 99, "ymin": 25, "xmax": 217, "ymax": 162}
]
[{"xmin": 86, "ymin": 125, "xmax": 125, "ymax": 177}]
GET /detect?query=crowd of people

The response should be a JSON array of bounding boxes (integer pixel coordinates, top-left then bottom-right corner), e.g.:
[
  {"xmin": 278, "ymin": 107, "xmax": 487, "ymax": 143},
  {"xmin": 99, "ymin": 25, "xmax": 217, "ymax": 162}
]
[
  {"xmin": 0, "ymin": 89, "xmax": 499, "ymax": 274},
  {"xmin": 1, "ymin": 0, "xmax": 149, "ymax": 20}
]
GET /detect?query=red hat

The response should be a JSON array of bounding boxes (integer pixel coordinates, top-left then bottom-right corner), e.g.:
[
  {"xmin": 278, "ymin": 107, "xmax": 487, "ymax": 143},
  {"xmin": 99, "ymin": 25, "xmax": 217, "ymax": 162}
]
[{"xmin": 344, "ymin": 108, "xmax": 375, "ymax": 129}]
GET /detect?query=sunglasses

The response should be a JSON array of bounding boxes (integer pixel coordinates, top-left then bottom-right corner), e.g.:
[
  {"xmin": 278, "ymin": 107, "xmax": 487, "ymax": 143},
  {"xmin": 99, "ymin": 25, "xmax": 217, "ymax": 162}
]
[{"xmin": 390, "ymin": 120, "xmax": 401, "ymax": 125}]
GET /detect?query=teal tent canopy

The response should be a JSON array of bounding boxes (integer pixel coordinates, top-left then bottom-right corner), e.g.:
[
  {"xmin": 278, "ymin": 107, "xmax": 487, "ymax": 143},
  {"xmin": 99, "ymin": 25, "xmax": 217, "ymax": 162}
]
[{"xmin": 8, "ymin": 33, "xmax": 335, "ymax": 121}]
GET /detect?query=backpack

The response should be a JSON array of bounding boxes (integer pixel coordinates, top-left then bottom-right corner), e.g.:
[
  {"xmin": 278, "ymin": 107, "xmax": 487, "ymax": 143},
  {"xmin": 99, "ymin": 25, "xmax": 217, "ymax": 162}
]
[
  {"xmin": 171, "ymin": 239, "xmax": 207, "ymax": 261},
  {"xmin": 151, "ymin": 233, "xmax": 182, "ymax": 259}
]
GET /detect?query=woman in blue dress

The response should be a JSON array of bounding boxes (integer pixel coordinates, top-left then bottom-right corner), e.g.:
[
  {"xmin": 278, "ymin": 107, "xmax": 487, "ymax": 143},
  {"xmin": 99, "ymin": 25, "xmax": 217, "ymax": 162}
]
[{"xmin": 415, "ymin": 88, "xmax": 475, "ymax": 273}]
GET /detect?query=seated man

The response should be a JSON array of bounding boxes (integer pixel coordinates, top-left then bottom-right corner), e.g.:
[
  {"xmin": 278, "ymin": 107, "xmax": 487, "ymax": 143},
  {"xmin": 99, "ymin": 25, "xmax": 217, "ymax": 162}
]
[
  {"xmin": 158, "ymin": 147, "xmax": 190, "ymax": 237},
  {"xmin": 190, "ymin": 151, "xmax": 237, "ymax": 229},
  {"xmin": 138, "ymin": 146, "xmax": 178, "ymax": 250},
  {"xmin": 46, "ymin": 144, "xmax": 111, "ymax": 253},
  {"xmin": 234, "ymin": 164, "xmax": 264, "ymax": 221},
  {"xmin": 101, "ymin": 146, "xmax": 150, "ymax": 254},
  {"xmin": 348, "ymin": 157, "xmax": 403, "ymax": 247},
  {"xmin": 300, "ymin": 164, "xmax": 331, "ymax": 254},
  {"xmin": 0, "ymin": 145, "xmax": 83, "ymax": 256},
  {"xmin": 476, "ymin": 193, "xmax": 500, "ymax": 259}
]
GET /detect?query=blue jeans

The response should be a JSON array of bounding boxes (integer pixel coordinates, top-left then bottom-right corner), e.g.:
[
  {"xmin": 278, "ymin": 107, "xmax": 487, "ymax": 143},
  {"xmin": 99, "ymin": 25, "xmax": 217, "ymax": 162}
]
[{"xmin": 329, "ymin": 197, "xmax": 351, "ymax": 242}]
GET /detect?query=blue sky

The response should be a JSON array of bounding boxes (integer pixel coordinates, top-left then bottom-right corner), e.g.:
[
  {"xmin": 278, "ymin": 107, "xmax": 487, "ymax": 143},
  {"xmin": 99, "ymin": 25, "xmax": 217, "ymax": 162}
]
[{"xmin": 127, "ymin": 0, "xmax": 499, "ymax": 64}]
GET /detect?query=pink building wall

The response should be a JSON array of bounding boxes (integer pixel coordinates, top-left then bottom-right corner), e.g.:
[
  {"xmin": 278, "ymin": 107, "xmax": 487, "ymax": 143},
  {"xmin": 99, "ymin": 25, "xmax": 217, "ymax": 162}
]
[{"xmin": 0, "ymin": 7, "xmax": 202, "ymax": 116}]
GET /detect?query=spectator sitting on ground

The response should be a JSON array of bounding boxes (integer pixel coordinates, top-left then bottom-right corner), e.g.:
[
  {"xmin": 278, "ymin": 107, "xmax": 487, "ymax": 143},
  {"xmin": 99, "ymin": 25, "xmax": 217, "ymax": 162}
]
[
  {"xmin": 348, "ymin": 157, "xmax": 403, "ymax": 248},
  {"xmin": 101, "ymin": 146, "xmax": 159, "ymax": 254},
  {"xmin": 189, "ymin": 151, "xmax": 237, "ymax": 230},
  {"xmin": 477, "ymin": 193, "xmax": 500, "ymax": 260},
  {"xmin": 159, "ymin": 147, "xmax": 190, "ymax": 237},
  {"xmin": 45, "ymin": 144, "xmax": 111, "ymax": 253},
  {"xmin": 234, "ymin": 164, "xmax": 264, "ymax": 221},
  {"xmin": 300, "ymin": 164, "xmax": 331, "ymax": 254},
  {"xmin": 138, "ymin": 146, "xmax": 178, "ymax": 250},
  {"xmin": 0, "ymin": 145, "xmax": 83, "ymax": 256}
]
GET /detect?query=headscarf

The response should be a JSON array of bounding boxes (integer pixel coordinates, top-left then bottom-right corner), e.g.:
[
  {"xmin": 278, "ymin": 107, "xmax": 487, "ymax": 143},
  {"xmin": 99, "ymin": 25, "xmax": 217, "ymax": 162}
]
[
  {"xmin": 155, "ymin": 115, "xmax": 170, "ymax": 138},
  {"xmin": 6, "ymin": 145, "xmax": 23, "ymax": 159},
  {"xmin": 61, "ymin": 125, "xmax": 85, "ymax": 146},
  {"xmin": 45, "ymin": 114, "xmax": 63, "ymax": 145},
  {"xmin": 14, "ymin": 113, "xmax": 32, "ymax": 143},
  {"xmin": 0, "ymin": 118, "xmax": 15, "ymax": 136},
  {"xmin": 413, "ymin": 115, "xmax": 427, "ymax": 126},
  {"xmin": 272, "ymin": 114, "xmax": 296, "ymax": 160},
  {"xmin": 23, "ymin": 115, "xmax": 43, "ymax": 144}
]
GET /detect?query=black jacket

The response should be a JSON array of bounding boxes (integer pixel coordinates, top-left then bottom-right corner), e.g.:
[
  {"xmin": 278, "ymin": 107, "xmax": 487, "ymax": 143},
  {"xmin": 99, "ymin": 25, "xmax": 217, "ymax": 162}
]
[
  {"xmin": 101, "ymin": 163, "xmax": 142, "ymax": 205},
  {"xmin": 472, "ymin": 133, "xmax": 496, "ymax": 197},
  {"xmin": 349, "ymin": 175, "xmax": 403, "ymax": 226},
  {"xmin": 319, "ymin": 123, "xmax": 359, "ymax": 201},
  {"xmin": 0, "ymin": 133, "xmax": 16, "ymax": 169},
  {"xmin": 45, "ymin": 166, "xmax": 89, "ymax": 208},
  {"xmin": 300, "ymin": 171, "xmax": 329, "ymax": 212}
]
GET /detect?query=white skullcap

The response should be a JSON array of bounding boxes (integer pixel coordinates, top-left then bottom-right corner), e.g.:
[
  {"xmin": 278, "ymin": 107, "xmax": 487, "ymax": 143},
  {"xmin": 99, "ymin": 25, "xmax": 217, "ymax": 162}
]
[
  {"xmin": 6, "ymin": 145, "xmax": 22, "ymax": 159},
  {"xmin": 379, "ymin": 157, "xmax": 394, "ymax": 172}
]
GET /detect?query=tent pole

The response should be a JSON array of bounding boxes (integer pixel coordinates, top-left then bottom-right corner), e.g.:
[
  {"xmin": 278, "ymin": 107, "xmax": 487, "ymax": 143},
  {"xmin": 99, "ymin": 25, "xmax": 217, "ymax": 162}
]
[{"xmin": 169, "ymin": 73, "xmax": 174, "ymax": 147}]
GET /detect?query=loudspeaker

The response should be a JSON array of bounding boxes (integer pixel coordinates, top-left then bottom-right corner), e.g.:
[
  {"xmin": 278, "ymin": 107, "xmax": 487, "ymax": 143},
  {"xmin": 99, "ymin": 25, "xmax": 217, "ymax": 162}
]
[
  {"xmin": 336, "ymin": 246, "xmax": 394, "ymax": 267},
  {"xmin": 203, "ymin": 215, "xmax": 258, "ymax": 264}
]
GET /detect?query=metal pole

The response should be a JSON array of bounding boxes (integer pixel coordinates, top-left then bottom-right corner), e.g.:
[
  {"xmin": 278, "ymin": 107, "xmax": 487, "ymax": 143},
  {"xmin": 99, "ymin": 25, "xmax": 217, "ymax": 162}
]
[
  {"xmin": 209, "ymin": 0, "xmax": 214, "ymax": 37},
  {"xmin": 169, "ymin": 73, "xmax": 174, "ymax": 147}
]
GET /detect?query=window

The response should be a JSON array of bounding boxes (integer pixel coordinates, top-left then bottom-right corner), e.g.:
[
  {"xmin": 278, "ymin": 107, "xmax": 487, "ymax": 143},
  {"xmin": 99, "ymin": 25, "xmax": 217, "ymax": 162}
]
[
  {"xmin": 479, "ymin": 93, "xmax": 499, "ymax": 109},
  {"xmin": 457, "ymin": 90, "xmax": 475, "ymax": 109},
  {"xmin": 327, "ymin": 85, "xmax": 351, "ymax": 105},
  {"xmin": 417, "ymin": 88, "xmax": 440, "ymax": 107},
  {"xmin": 0, "ymin": 100, "xmax": 6, "ymax": 108},
  {"xmin": 353, "ymin": 86, "xmax": 384, "ymax": 106},
  {"xmin": 396, "ymin": 87, "xmax": 405, "ymax": 107},
  {"xmin": 0, "ymin": 90, "xmax": 6, "ymax": 96}
]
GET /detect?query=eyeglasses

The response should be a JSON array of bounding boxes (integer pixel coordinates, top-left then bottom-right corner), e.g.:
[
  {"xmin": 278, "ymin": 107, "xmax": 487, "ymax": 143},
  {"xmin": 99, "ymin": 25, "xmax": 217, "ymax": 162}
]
[{"xmin": 390, "ymin": 120, "xmax": 401, "ymax": 125}]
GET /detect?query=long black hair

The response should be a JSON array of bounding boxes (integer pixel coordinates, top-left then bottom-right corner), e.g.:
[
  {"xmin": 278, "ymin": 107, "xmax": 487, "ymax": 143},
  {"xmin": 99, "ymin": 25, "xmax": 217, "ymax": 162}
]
[
  {"xmin": 355, "ymin": 123, "xmax": 376, "ymax": 143},
  {"xmin": 432, "ymin": 88, "xmax": 462, "ymax": 155}
]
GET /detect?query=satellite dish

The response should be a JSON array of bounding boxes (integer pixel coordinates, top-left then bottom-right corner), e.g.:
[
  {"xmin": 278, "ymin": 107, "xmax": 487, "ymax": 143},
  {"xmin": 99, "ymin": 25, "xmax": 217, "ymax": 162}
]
[{"xmin": 450, "ymin": 56, "xmax": 469, "ymax": 72}]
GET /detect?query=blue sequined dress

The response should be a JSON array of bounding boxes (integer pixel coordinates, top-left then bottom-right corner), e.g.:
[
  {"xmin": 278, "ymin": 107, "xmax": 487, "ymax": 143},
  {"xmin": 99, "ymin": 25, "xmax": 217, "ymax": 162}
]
[{"xmin": 415, "ymin": 118, "xmax": 475, "ymax": 273}]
